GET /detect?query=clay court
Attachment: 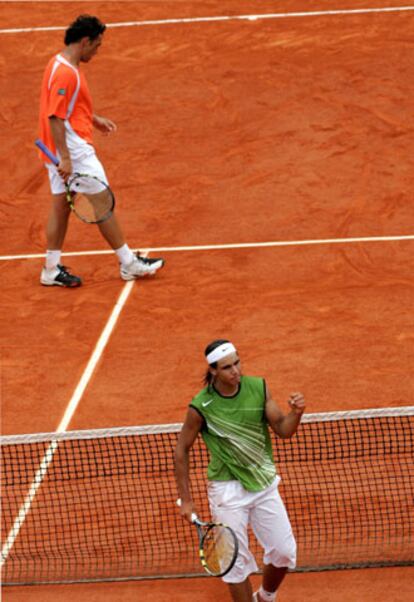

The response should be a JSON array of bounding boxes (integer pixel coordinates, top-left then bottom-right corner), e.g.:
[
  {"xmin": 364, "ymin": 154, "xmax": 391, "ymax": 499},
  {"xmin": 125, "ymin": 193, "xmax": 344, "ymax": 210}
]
[{"xmin": 1, "ymin": 1, "xmax": 413, "ymax": 600}]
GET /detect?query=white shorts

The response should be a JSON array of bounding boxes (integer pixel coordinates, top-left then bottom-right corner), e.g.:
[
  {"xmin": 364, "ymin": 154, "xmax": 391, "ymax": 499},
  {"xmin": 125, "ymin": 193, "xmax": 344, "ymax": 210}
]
[
  {"xmin": 45, "ymin": 145, "xmax": 109, "ymax": 195},
  {"xmin": 208, "ymin": 477, "xmax": 297, "ymax": 584}
]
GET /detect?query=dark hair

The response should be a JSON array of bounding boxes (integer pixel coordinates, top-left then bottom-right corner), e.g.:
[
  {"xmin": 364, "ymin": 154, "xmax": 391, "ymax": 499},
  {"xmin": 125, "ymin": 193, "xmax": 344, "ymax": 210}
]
[
  {"xmin": 64, "ymin": 15, "xmax": 106, "ymax": 45},
  {"xmin": 203, "ymin": 339, "xmax": 231, "ymax": 386}
]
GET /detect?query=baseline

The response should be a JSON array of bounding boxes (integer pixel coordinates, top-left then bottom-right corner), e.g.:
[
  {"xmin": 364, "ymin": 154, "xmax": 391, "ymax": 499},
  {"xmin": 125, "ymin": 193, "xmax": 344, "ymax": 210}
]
[{"xmin": 1, "ymin": 5, "xmax": 414, "ymax": 34}]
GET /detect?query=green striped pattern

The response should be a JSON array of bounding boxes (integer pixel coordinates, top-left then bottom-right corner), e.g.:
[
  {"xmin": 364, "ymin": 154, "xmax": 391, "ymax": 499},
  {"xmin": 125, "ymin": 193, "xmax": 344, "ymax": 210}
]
[{"xmin": 190, "ymin": 376, "xmax": 276, "ymax": 491}]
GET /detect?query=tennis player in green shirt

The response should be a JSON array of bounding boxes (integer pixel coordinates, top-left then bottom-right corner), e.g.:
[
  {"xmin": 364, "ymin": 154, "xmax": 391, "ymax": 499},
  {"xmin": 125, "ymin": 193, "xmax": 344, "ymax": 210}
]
[{"xmin": 175, "ymin": 339, "xmax": 305, "ymax": 602}]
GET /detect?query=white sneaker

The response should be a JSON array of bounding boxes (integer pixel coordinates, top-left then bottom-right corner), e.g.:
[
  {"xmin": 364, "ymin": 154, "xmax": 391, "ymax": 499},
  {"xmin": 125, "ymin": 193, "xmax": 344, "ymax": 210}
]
[
  {"xmin": 40, "ymin": 264, "xmax": 82, "ymax": 287},
  {"xmin": 253, "ymin": 591, "xmax": 276, "ymax": 602},
  {"xmin": 120, "ymin": 254, "xmax": 165, "ymax": 280}
]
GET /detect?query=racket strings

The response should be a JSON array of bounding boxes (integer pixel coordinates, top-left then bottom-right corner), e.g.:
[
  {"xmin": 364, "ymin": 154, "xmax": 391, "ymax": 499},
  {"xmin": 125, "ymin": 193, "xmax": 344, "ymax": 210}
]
[
  {"xmin": 202, "ymin": 525, "xmax": 237, "ymax": 574},
  {"xmin": 68, "ymin": 174, "xmax": 114, "ymax": 223}
]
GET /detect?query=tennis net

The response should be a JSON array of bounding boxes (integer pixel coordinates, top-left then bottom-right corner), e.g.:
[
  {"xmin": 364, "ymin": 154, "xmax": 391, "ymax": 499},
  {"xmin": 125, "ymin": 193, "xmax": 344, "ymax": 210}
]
[{"xmin": 1, "ymin": 407, "xmax": 413, "ymax": 584}]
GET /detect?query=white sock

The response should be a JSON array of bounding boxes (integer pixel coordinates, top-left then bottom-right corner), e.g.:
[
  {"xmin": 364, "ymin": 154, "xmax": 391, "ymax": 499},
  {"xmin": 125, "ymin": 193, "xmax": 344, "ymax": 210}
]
[
  {"xmin": 258, "ymin": 587, "xmax": 277, "ymax": 602},
  {"xmin": 115, "ymin": 244, "xmax": 135, "ymax": 266},
  {"xmin": 45, "ymin": 250, "xmax": 61, "ymax": 270}
]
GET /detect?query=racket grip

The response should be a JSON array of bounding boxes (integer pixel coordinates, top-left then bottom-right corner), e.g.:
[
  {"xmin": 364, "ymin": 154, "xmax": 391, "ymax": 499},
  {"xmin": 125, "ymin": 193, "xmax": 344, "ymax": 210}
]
[
  {"xmin": 176, "ymin": 498, "xmax": 198, "ymax": 523},
  {"xmin": 35, "ymin": 139, "xmax": 59, "ymax": 165}
]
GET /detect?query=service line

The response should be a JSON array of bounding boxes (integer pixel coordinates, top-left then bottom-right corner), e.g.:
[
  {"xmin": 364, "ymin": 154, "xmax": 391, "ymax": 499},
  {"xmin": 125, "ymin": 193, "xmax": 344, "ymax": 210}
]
[{"xmin": 1, "ymin": 234, "xmax": 414, "ymax": 262}]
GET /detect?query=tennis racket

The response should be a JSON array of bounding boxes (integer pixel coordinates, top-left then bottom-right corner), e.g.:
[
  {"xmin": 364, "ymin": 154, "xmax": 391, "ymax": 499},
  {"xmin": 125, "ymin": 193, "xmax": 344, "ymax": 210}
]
[
  {"xmin": 35, "ymin": 139, "xmax": 115, "ymax": 224},
  {"xmin": 177, "ymin": 500, "xmax": 239, "ymax": 577}
]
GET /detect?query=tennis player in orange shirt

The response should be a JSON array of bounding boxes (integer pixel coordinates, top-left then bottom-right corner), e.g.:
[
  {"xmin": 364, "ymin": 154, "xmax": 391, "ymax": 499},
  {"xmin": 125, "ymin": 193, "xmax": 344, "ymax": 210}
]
[{"xmin": 38, "ymin": 14, "xmax": 164, "ymax": 287}]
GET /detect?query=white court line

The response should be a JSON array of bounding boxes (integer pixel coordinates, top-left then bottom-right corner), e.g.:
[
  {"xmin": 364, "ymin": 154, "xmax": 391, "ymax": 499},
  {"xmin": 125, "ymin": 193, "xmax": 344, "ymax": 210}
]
[
  {"xmin": 55, "ymin": 279, "xmax": 135, "ymax": 433},
  {"xmin": 0, "ymin": 5, "xmax": 414, "ymax": 33},
  {"xmin": 0, "ymin": 234, "xmax": 413, "ymax": 262},
  {"xmin": 0, "ymin": 279, "xmax": 135, "ymax": 564},
  {"xmin": 2, "ymin": 1, "xmax": 412, "ymax": 568}
]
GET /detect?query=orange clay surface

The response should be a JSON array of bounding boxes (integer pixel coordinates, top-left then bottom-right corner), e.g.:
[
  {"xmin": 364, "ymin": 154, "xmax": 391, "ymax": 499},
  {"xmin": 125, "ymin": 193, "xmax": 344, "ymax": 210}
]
[{"xmin": 1, "ymin": 1, "xmax": 413, "ymax": 601}]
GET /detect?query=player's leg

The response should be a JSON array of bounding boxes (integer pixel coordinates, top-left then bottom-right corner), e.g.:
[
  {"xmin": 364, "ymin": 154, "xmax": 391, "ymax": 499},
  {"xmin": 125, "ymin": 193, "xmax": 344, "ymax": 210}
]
[
  {"xmin": 97, "ymin": 212, "xmax": 164, "ymax": 278},
  {"xmin": 80, "ymin": 151, "xmax": 164, "ymax": 279},
  {"xmin": 250, "ymin": 478, "xmax": 296, "ymax": 602},
  {"xmin": 46, "ymin": 192, "xmax": 71, "ymax": 249},
  {"xmin": 41, "ymin": 191, "xmax": 81, "ymax": 287},
  {"xmin": 208, "ymin": 481, "xmax": 258, "ymax": 602},
  {"xmin": 228, "ymin": 578, "xmax": 254, "ymax": 602},
  {"xmin": 97, "ymin": 211, "xmax": 125, "ymax": 249},
  {"xmin": 257, "ymin": 565, "xmax": 287, "ymax": 601}
]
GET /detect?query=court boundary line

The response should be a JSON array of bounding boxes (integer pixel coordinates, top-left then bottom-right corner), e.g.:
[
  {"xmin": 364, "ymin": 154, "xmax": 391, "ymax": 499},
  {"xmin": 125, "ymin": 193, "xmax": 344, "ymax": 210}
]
[
  {"xmin": 0, "ymin": 279, "xmax": 135, "ymax": 565},
  {"xmin": 1, "ymin": 5, "xmax": 414, "ymax": 34},
  {"xmin": 0, "ymin": 234, "xmax": 413, "ymax": 262},
  {"xmin": 1, "ymin": 3, "xmax": 412, "ymax": 581}
]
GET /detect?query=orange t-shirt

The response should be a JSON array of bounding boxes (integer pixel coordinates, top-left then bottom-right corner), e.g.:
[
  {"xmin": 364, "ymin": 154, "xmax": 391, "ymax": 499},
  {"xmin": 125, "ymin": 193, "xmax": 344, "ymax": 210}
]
[{"xmin": 38, "ymin": 54, "xmax": 93, "ymax": 161}]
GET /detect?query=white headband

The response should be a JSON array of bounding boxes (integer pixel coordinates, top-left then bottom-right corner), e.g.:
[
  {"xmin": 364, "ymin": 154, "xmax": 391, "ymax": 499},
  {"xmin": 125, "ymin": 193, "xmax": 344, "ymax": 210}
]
[{"xmin": 206, "ymin": 342, "xmax": 237, "ymax": 365}]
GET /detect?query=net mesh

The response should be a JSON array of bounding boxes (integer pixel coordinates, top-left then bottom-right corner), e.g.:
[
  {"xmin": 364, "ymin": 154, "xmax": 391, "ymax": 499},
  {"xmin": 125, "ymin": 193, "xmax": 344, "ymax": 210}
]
[
  {"xmin": 1, "ymin": 408, "xmax": 413, "ymax": 585},
  {"xmin": 202, "ymin": 524, "xmax": 237, "ymax": 576}
]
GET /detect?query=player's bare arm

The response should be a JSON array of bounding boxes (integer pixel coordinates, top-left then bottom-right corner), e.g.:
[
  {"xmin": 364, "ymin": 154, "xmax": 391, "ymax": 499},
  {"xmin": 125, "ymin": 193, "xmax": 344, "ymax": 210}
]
[
  {"xmin": 265, "ymin": 384, "xmax": 305, "ymax": 439},
  {"xmin": 174, "ymin": 407, "xmax": 203, "ymax": 522},
  {"xmin": 92, "ymin": 114, "xmax": 117, "ymax": 134},
  {"xmin": 49, "ymin": 116, "xmax": 72, "ymax": 179}
]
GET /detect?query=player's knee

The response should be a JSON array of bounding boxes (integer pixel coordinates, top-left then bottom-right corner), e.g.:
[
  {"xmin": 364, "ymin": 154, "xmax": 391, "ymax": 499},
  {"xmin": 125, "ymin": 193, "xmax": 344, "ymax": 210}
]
[{"xmin": 264, "ymin": 537, "xmax": 297, "ymax": 569}]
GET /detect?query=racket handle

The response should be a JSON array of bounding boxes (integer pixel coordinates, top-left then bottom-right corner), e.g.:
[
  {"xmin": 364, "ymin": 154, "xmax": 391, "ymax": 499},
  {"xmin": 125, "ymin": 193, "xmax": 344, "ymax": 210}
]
[
  {"xmin": 35, "ymin": 139, "xmax": 59, "ymax": 166},
  {"xmin": 176, "ymin": 498, "xmax": 198, "ymax": 523}
]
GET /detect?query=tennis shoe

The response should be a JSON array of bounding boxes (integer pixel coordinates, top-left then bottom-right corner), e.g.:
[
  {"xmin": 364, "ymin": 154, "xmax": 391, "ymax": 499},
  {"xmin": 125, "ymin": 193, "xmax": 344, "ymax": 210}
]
[
  {"xmin": 40, "ymin": 264, "xmax": 82, "ymax": 288},
  {"xmin": 120, "ymin": 253, "xmax": 165, "ymax": 280},
  {"xmin": 253, "ymin": 591, "xmax": 276, "ymax": 602}
]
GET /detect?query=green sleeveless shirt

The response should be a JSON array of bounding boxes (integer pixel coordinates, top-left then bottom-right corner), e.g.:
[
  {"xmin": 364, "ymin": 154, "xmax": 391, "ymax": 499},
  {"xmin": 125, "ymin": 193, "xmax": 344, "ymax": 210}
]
[{"xmin": 190, "ymin": 375, "xmax": 276, "ymax": 492}]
